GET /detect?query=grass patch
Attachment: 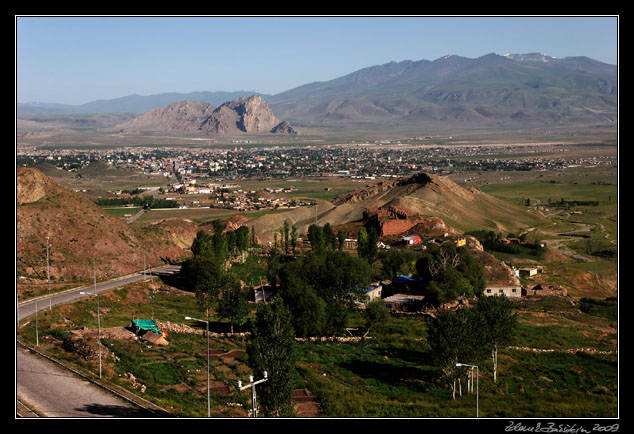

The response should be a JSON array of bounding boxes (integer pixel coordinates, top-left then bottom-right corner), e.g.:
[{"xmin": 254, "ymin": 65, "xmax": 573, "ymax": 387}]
[{"xmin": 17, "ymin": 268, "xmax": 617, "ymax": 418}]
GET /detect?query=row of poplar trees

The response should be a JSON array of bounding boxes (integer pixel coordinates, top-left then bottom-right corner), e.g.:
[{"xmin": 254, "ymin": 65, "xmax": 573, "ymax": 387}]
[
  {"xmin": 427, "ymin": 294, "xmax": 518, "ymax": 399},
  {"xmin": 182, "ymin": 221, "xmax": 297, "ymax": 417}
]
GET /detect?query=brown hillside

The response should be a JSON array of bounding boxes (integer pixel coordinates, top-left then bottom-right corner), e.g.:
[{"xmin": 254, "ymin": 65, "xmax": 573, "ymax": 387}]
[
  {"xmin": 16, "ymin": 167, "xmax": 198, "ymax": 285},
  {"xmin": 332, "ymin": 172, "xmax": 545, "ymax": 234},
  {"xmin": 247, "ymin": 172, "xmax": 544, "ymax": 243}
]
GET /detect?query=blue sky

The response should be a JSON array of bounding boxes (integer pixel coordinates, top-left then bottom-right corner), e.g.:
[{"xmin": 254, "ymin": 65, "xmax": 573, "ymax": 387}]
[{"xmin": 16, "ymin": 16, "xmax": 618, "ymax": 105}]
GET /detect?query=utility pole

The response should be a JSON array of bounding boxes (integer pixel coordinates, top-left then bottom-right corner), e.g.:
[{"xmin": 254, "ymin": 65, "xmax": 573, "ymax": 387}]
[{"xmin": 237, "ymin": 372, "xmax": 268, "ymax": 417}]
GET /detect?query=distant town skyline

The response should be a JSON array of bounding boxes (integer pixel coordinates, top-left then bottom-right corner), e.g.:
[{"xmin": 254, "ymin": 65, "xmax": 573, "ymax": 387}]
[{"xmin": 16, "ymin": 15, "xmax": 618, "ymax": 105}]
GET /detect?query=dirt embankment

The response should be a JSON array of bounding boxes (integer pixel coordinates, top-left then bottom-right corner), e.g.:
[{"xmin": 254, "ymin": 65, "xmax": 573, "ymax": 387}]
[{"xmin": 17, "ymin": 167, "xmax": 198, "ymax": 288}]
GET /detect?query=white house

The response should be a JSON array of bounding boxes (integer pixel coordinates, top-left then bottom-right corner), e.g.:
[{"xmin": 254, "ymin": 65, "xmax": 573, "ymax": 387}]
[{"xmin": 483, "ymin": 286, "xmax": 522, "ymax": 298}]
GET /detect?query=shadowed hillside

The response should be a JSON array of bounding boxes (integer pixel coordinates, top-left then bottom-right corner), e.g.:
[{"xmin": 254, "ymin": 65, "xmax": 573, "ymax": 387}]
[{"xmin": 17, "ymin": 167, "xmax": 198, "ymax": 285}]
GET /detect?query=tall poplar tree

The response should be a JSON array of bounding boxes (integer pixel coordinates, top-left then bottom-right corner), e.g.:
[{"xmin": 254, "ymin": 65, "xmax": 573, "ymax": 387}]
[
  {"xmin": 474, "ymin": 294, "xmax": 517, "ymax": 382},
  {"xmin": 246, "ymin": 298, "xmax": 296, "ymax": 417}
]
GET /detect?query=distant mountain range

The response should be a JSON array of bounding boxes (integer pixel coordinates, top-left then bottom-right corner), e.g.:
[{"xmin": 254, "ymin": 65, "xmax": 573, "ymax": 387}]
[
  {"xmin": 18, "ymin": 91, "xmax": 269, "ymax": 115},
  {"xmin": 18, "ymin": 53, "xmax": 617, "ymax": 130},
  {"xmin": 267, "ymin": 52, "xmax": 617, "ymax": 128}
]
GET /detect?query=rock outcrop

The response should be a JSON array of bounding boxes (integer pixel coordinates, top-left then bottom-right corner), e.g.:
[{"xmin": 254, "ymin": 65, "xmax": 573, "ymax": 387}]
[
  {"xmin": 118, "ymin": 94, "xmax": 297, "ymax": 135},
  {"xmin": 119, "ymin": 100, "xmax": 216, "ymax": 134},
  {"xmin": 363, "ymin": 205, "xmax": 451, "ymax": 238}
]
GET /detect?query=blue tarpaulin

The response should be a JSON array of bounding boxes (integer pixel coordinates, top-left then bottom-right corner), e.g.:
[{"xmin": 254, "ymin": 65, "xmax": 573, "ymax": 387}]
[{"xmin": 132, "ymin": 319, "xmax": 162, "ymax": 335}]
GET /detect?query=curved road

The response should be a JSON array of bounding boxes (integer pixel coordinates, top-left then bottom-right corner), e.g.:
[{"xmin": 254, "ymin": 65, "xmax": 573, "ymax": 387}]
[{"xmin": 16, "ymin": 264, "xmax": 181, "ymax": 418}]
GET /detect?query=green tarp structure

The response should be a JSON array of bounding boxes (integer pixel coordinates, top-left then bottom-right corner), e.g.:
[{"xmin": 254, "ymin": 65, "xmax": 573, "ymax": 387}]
[{"xmin": 132, "ymin": 319, "xmax": 162, "ymax": 335}]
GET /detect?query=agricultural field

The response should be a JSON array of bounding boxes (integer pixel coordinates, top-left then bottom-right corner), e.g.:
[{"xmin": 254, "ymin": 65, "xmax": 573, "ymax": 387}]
[{"xmin": 476, "ymin": 167, "xmax": 618, "ymax": 302}]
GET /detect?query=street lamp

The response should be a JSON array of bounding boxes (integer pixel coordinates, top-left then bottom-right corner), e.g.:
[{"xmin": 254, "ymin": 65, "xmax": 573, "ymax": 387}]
[
  {"xmin": 237, "ymin": 371, "xmax": 268, "ymax": 417},
  {"xmin": 185, "ymin": 312, "xmax": 210, "ymax": 417},
  {"xmin": 455, "ymin": 362, "xmax": 478, "ymax": 417},
  {"xmin": 80, "ymin": 291, "xmax": 102, "ymax": 379},
  {"xmin": 35, "ymin": 298, "xmax": 39, "ymax": 346},
  {"xmin": 46, "ymin": 236, "xmax": 51, "ymax": 310}
]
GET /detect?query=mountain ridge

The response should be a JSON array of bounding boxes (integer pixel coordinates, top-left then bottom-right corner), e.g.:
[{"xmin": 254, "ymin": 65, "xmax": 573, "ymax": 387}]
[
  {"xmin": 18, "ymin": 53, "xmax": 617, "ymax": 130},
  {"xmin": 18, "ymin": 90, "xmax": 270, "ymax": 115},
  {"xmin": 267, "ymin": 52, "xmax": 617, "ymax": 128}
]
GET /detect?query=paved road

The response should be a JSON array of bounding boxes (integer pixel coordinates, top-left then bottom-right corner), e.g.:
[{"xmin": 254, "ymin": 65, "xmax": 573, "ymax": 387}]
[
  {"xmin": 17, "ymin": 264, "xmax": 182, "ymax": 320},
  {"xmin": 16, "ymin": 264, "xmax": 181, "ymax": 418},
  {"xmin": 127, "ymin": 208, "xmax": 147, "ymax": 224},
  {"xmin": 17, "ymin": 346, "xmax": 154, "ymax": 418}
]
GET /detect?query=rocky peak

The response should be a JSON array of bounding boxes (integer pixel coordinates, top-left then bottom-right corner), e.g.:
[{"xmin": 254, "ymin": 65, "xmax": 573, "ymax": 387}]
[{"xmin": 117, "ymin": 94, "xmax": 297, "ymax": 135}]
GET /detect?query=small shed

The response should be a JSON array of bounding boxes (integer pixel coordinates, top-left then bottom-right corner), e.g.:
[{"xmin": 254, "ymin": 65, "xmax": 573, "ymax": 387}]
[
  {"xmin": 402, "ymin": 235, "xmax": 421, "ymax": 245},
  {"xmin": 519, "ymin": 267, "xmax": 539, "ymax": 278},
  {"xmin": 384, "ymin": 294, "xmax": 425, "ymax": 312}
]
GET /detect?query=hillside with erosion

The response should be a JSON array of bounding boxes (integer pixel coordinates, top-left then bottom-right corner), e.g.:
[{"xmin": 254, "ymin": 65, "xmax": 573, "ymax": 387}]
[
  {"xmin": 249, "ymin": 172, "xmax": 545, "ymax": 238},
  {"xmin": 16, "ymin": 167, "xmax": 198, "ymax": 291}
]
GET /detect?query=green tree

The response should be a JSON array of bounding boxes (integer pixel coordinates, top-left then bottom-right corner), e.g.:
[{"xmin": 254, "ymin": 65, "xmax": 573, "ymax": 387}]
[
  {"xmin": 416, "ymin": 244, "xmax": 484, "ymax": 305},
  {"xmin": 276, "ymin": 250, "xmax": 371, "ymax": 337},
  {"xmin": 290, "ymin": 224, "xmax": 298, "ymax": 254},
  {"xmin": 474, "ymin": 294, "xmax": 518, "ymax": 382},
  {"xmin": 357, "ymin": 227, "xmax": 368, "ymax": 259},
  {"xmin": 246, "ymin": 298, "xmax": 296, "ymax": 417},
  {"xmin": 308, "ymin": 224, "xmax": 325, "ymax": 253},
  {"xmin": 277, "ymin": 275, "xmax": 326, "ymax": 338},
  {"xmin": 363, "ymin": 299, "xmax": 389, "ymax": 338},
  {"xmin": 357, "ymin": 226, "xmax": 378, "ymax": 264},
  {"xmin": 282, "ymin": 219, "xmax": 290, "ymax": 254},
  {"xmin": 217, "ymin": 282, "xmax": 250, "ymax": 333},
  {"xmin": 379, "ymin": 249, "xmax": 406, "ymax": 281},
  {"xmin": 226, "ymin": 230, "xmax": 237, "ymax": 257},
  {"xmin": 366, "ymin": 226, "xmax": 379, "ymax": 264},
  {"xmin": 190, "ymin": 230, "xmax": 212, "ymax": 257},
  {"xmin": 181, "ymin": 253, "xmax": 226, "ymax": 294},
  {"xmin": 336, "ymin": 230, "xmax": 345, "ymax": 251},
  {"xmin": 266, "ymin": 248, "xmax": 282, "ymax": 290},
  {"xmin": 235, "ymin": 226, "xmax": 250, "ymax": 253},
  {"xmin": 323, "ymin": 223, "xmax": 336, "ymax": 250},
  {"xmin": 426, "ymin": 307, "xmax": 488, "ymax": 399},
  {"xmin": 212, "ymin": 220, "xmax": 228, "ymax": 260},
  {"xmin": 193, "ymin": 259, "xmax": 232, "ymax": 315}
]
